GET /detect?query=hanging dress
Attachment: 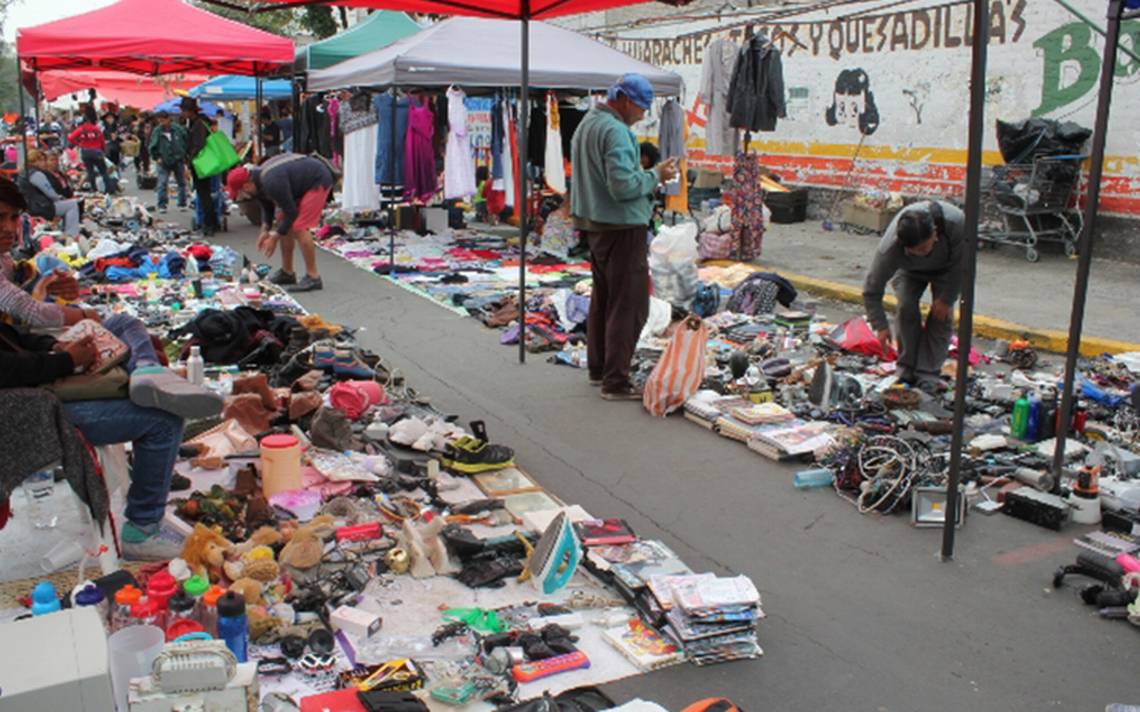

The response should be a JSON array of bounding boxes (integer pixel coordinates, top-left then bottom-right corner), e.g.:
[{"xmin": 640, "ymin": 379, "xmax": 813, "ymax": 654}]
[
  {"xmin": 403, "ymin": 96, "xmax": 437, "ymax": 202},
  {"xmin": 500, "ymin": 98, "xmax": 516, "ymax": 209},
  {"xmin": 443, "ymin": 87, "xmax": 477, "ymax": 200},
  {"xmin": 725, "ymin": 152, "xmax": 765, "ymax": 260},
  {"xmin": 544, "ymin": 93, "xmax": 566, "ymax": 194},
  {"xmin": 340, "ymin": 99, "xmax": 380, "ymax": 213}
]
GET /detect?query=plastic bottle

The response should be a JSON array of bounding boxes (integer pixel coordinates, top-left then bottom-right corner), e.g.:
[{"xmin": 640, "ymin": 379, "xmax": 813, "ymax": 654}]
[
  {"xmin": 74, "ymin": 584, "xmax": 109, "ymax": 631},
  {"xmin": 183, "ymin": 575, "xmax": 209, "ymax": 620},
  {"xmin": 1011, "ymin": 393, "xmax": 1030, "ymax": 440},
  {"xmin": 1038, "ymin": 391, "xmax": 1058, "ymax": 441},
  {"xmin": 31, "ymin": 581, "xmax": 61, "ymax": 616},
  {"xmin": 165, "ymin": 590, "xmax": 199, "ymax": 640},
  {"xmin": 216, "ymin": 591, "xmax": 249, "ymax": 662},
  {"xmin": 130, "ymin": 597, "xmax": 162, "ymax": 628},
  {"xmin": 1025, "ymin": 391, "xmax": 1041, "ymax": 444},
  {"xmin": 794, "ymin": 468, "xmax": 835, "ymax": 489},
  {"xmin": 186, "ymin": 346, "xmax": 205, "ymax": 387},
  {"xmin": 146, "ymin": 570, "xmax": 178, "ymax": 613},
  {"xmin": 200, "ymin": 584, "xmax": 225, "ymax": 637},
  {"xmin": 112, "ymin": 584, "xmax": 143, "ymax": 631}
]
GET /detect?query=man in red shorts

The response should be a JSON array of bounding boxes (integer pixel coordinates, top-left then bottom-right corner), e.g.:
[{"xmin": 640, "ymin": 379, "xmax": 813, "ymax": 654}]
[{"xmin": 226, "ymin": 153, "xmax": 336, "ymax": 292}]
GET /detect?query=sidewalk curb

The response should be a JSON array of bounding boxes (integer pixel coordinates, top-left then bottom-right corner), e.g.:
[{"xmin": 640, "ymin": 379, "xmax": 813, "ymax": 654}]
[{"xmin": 708, "ymin": 261, "xmax": 1139, "ymax": 357}]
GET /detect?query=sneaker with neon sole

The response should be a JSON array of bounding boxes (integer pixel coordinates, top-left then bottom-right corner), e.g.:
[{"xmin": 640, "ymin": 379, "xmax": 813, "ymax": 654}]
[{"xmin": 120, "ymin": 519, "xmax": 186, "ymax": 562}]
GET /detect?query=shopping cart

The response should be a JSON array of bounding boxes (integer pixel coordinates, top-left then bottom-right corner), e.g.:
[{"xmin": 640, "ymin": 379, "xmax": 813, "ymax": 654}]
[
  {"xmin": 190, "ymin": 174, "xmax": 228, "ymax": 233},
  {"xmin": 979, "ymin": 154, "xmax": 1086, "ymax": 262}
]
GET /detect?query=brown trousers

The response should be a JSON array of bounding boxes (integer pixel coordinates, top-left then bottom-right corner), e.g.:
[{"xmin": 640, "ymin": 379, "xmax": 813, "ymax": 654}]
[{"xmin": 586, "ymin": 228, "xmax": 650, "ymax": 392}]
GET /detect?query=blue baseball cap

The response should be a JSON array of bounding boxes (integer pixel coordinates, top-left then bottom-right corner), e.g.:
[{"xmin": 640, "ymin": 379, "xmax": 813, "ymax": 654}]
[{"xmin": 608, "ymin": 73, "xmax": 655, "ymax": 110}]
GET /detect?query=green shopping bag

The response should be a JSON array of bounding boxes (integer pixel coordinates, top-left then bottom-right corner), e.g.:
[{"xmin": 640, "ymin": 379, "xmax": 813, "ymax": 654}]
[{"xmin": 191, "ymin": 131, "xmax": 240, "ymax": 179}]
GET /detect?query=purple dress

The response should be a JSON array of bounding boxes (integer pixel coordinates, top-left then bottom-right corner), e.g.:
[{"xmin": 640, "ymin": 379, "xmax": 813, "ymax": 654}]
[{"xmin": 403, "ymin": 96, "xmax": 437, "ymax": 202}]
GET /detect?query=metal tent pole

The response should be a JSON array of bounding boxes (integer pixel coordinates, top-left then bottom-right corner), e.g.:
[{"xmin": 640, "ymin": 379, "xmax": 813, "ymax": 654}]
[
  {"xmin": 1052, "ymin": 0, "xmax": 1126, "ymax": 480},
  {"xmin": 389, "ymin": 87, "xmax": 398, "ymax": 274},
  {"xmin": 517, "ymin": 8, "xmax": 530, "ymax": 365},
  {"xmin": 18, "ymin": 58, "xmax": 29, "ymax": 177},
  {"xmin": 941, "ymin": 0, "xmax": 990, "ymax": 561},
  {"xmin": 255, "ymin": 78, "xmax": 264, "ymax": 160}
]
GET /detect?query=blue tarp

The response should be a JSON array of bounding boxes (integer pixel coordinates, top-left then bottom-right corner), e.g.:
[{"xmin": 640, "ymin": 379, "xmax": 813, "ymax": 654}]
[
  {"xmin": 188, "ymin": 75, "xmax": 293, "ymax": 101},
  {"xmin": 153, "ymin": 97, "xmax": 226, "ymax": 115}
]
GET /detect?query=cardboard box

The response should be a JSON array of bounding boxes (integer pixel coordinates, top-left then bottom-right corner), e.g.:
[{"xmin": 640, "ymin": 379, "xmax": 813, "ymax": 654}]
[
  {"xmin": 692, "ymin": 168, "xmax": 724, "ymax": 189},
  {"xmin": 841, "ymin": 201, "xmax": 898, "ymax": 232}
]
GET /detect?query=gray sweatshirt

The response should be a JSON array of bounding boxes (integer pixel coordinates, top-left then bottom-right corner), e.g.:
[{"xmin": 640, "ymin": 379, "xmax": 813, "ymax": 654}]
[
  {"xmin": 862, "ymin": 200, "xmax": 965, "ymax": 332},
  {"xmin": 251, "ymin": 154, "xmax": 336, "ymax": 236}
]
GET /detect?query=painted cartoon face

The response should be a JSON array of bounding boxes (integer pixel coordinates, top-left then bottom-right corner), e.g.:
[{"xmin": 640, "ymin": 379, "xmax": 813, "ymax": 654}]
[{"xmin": 834, "ymin": 92, "xmax": 865, "ymax": 128}]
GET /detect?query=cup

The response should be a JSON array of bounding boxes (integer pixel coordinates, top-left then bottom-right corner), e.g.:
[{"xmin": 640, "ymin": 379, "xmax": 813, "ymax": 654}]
[
  {"xmin": 40, "ymin": 539, "xmax": 84, "ymax": 573},
  {"xmin": 108, "ymin": 624, "xmax": 164, "ymax": 710}
]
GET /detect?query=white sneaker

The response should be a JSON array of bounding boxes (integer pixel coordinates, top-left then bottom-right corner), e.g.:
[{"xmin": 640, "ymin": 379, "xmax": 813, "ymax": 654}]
[{"xmin": 120, "ymin": 518, "xmax": 186, "ymax": 562}]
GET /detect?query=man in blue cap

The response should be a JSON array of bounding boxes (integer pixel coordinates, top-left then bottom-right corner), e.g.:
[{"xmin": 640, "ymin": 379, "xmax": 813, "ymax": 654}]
[{"xmin": 571, "ymin": 73, "xmax": 678, "ymax": 401}]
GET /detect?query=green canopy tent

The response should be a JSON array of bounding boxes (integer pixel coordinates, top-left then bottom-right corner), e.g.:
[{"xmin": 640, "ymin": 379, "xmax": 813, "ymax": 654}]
[{"xmin": 295, "ymin": 11, "xmax": 421, "ymax": 73}]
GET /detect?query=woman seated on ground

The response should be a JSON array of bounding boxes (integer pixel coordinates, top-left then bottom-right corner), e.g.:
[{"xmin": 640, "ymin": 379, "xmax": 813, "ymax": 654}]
[
  {"xmin": 0, "ymin": 176, "xmax": 222, "ymax": 560},
  {"xmin": 19, "ymin": 149, "xmax": 81, "ymax": 237}
]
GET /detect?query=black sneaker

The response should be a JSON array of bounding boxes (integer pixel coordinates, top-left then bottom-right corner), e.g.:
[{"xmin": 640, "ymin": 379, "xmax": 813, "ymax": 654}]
[
  {"xmin": 170, "ymin": 473, "xmax": 192, "ymax": 491},
  {"xmin": 287, "ymin": 275, "xmax": 323, "ymax": 293},
  {"xmin": 269, "ymin": 268, "xmax": 297, "ymax": 286}
]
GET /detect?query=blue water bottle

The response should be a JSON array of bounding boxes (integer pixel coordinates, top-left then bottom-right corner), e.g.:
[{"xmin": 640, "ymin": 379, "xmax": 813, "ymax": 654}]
[
  {"xmin": 1026, "ymin": 391, "xmax": 1041, "ymax": 444},
  {"xmin": 216, "ymin": 591, "xmax": 248, "ymax": 662}
]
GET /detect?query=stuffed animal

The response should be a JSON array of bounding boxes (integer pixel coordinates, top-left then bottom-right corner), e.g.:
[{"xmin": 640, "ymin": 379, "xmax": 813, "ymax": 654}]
[{"xmin": 180, "ymin": 524, "xmax": 233, "ymax": 581}]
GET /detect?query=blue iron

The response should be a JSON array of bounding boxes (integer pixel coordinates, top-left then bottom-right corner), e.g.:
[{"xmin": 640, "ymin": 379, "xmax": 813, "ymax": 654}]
[{"xmin": 527, "ymin": 511, "xmax": 581, "ymax": 595}]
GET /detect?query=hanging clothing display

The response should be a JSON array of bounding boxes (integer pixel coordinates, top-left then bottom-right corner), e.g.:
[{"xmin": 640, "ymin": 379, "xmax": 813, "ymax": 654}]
[
  {"xmin": 699, "ymin": 39, "xmax": 740, "ymax": 157},
  {"xmin": 659, "ymin": 98, "xmax": 685, "ymax": 201},
  {"xmin": 545, "ymin": 93, "xmax": 566, "ymax": 194},
  {"xmin": 340, "ymin": 94, "xmax": 380, "ymax": 213},
  {"xmin": 374, "ymin": 93, "xmax": 409, "ymax": 187},
  {"xmin": 664, "ymin": 109, "xmax": 689, "ymax": 214},
  {"xmin": 444, "ymin": 86, "xmax": 477, "ymax": 200},
  {"xmin": 725, "ymin": 152, "xmax": 765, "ymax": 260},
  {"xmin": 727, "ymin": 34, "xmax": 787, "ymax": 133},
  {"xmin": 528, "ymin": 100, "xmax": 546, "ymax": 172},
  {"xmin": 507, "ymin": 102, "xmax": 520, "ymax": 218},
  {"xmin": 491, "ymin": 94, "xmax": 505, "ymax": 183},
  {"xmin": 500, "ymin": 98, "xmax": 516, "ymax": 208},
  {"xmin": 327, "ymin": 96, "xmax": 342, "ymax": 167},
  {"xmin": 404, "ymin": 95, "xmax": 437, "ymax": 202},
  {"xmin": 297, "ymin": 94, "xmax": 332, "ymax": 158}
]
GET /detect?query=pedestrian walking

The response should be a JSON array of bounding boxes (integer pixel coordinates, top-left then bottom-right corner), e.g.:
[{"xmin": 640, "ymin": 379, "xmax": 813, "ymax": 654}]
[
  {"xmin": 570, "ymin": 73, "xmax": 677, "ymax": 400},
  {"xmin": 181, "ymin": 97, "xmax": 220, "ymax": 236},
  {"xmin": 225, "ymin": 152, "xmax": 336, "ymax": 293},
  {"xmin": 148, "ymin": 112, "xmax": 188, "ymax": 212},
  {"xmin": 68, "ymin": 107, "xmax": 118, "ymax": 194},
  {"xmin": 862, "ymin": 200, "xmax": 965, "ymax": 389}
]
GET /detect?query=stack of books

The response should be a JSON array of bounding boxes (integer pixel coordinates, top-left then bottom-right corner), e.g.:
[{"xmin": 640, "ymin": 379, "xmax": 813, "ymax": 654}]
[
  {"xmin": 683, "ymin": 391, "xmax": 750, "ymax": 430},
  {"xmin": 730, "ymin": 402, "xmax": 794, "ymax": 426},
  {"xmin": 747, "ymin": 420, "xmax": 836, "ymax": 461},
  {"xmin": 657, "ymin": 574, "xmax": 764, "ymax": 665}
]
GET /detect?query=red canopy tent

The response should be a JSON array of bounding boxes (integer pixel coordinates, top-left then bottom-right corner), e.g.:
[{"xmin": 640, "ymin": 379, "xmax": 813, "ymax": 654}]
[
  {"xmin": 38, "ymin": 71, "xmax": 208, "ymax": 109},
  {"xmin": 242, "ymin": 0, "xmax": 658, "ymax": 363},
  {"xmin": 16, "ymin": 0, "xmax": 294, "ymax": 76}
]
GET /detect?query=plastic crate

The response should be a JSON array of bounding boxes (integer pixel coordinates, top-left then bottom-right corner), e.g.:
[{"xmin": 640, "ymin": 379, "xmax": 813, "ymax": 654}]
[{"xmin": 766, "ymin": 189, "xmax": 808, "ymax": 224}]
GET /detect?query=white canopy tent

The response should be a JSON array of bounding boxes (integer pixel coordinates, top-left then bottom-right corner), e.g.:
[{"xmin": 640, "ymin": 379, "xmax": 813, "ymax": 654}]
[{"xmin": 307, "ymin": 16, "xmax": 683, "ymax": 94}]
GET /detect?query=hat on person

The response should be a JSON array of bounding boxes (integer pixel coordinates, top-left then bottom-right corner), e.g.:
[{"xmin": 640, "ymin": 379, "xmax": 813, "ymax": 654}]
[
  {"xmin": 225, "ymin": 165, "xmax": 251, "ymax": 201},
  {"xmin": 179, "ymin": 96, "xmax": 199, "ymax": 113},
  {"xmin": 608, "ymin": 73, "xmax": 655, "ymax": 110}
]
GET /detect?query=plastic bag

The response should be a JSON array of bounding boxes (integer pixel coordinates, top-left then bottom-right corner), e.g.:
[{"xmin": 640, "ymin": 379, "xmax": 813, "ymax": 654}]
[
  {"xmin": 827, "ymin": 317, "xmax": 897, "ymax": 361},
  {"xmin": 649, "ymin": 223, "xmax": 700, "ymax": 306},
  {"xmin": 191, "ymin": 131, "xmax": 240, "ymax": 179},
  {"xmin": 643, "ymin": 315, "xmax": 709, "ymax": 417}
]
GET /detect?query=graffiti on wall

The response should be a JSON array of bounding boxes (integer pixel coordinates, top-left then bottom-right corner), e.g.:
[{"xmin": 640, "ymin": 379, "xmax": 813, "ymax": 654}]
[
  {"xmin": 1032, "ymin": 20, "xmax": 1140, "ymax": 117},
  {"xmin": 610, "ymin": 0, "xmax": 1028, "ymax": 66},
  {"xmin": 825, "ymin": 69, "xmax": 880, "ymax": 135}
]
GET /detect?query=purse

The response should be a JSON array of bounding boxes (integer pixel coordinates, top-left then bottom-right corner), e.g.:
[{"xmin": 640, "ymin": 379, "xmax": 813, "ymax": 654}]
[
  {"xmin": 47, "ymin": 366, "xmax": 129, "ymax": 401},
  {"xmin": 191, "ymin": 131, "xmax": 240, "ymax": 179}
]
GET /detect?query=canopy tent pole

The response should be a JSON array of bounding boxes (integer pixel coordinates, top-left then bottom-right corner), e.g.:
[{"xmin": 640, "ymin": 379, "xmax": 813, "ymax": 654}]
[
  {"xmin": 517, "ymin": 7, "xmax": 531, "ymax": 365},
  {"xmin": 18, "ymin": 57, "xmax": 29, "ymax": 177},
  {"xmin": 256, "ymin": 77, "xmax": 264, "ymax": 160},
  {"xmin": 941, "ymin": 0, "xmax": 989, "ymax": 561},
  {"xmin": 1052, "ymin": 0, "xmax": 1126, "ymax": 480},
  {"xmin": 389, "ymin": 86, "xmax": 398, "ymax": 275}
]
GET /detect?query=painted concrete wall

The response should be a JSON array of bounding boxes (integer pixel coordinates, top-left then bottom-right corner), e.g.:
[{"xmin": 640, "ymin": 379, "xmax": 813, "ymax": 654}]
[{"xmin": 603, "ymin": 0, "xmax": 1140, "ymax": 217}]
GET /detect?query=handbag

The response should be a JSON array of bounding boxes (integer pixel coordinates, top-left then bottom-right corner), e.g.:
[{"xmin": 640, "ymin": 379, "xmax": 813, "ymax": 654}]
[
  {"xmin": 642, "ymin": 315, "xmax": 709, "ymax": 417},
  {"xmin": 47, "ymin": 366, "xmax": 129, "ymax": 401},
  {"xmin": 191, "ymin": 131, "xmax": 240, "ymax": 179},
  {"xmin": 698, "ymin": 230, "xmax": 735, "ymax": 261}
]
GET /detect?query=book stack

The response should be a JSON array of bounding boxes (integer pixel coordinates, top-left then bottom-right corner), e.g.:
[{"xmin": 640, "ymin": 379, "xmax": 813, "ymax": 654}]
[
  {"xmin": 586, "ymin": 539, "xmax": 693, "ymax": 614},
  {"xmin": 773, "ymin": 310, "xmax": 813, "ymax": 330},
  {"xmin": 747, "ymin": 420, "xmax": 836, "ymax": 461},
  {"xmin": 730, "ymin": 402, "xmax": 794, "ymax": 426},
  {"xmin": 658, "ymin": 573, "xmax": 764, "ymax": 665},
  {"xmin": 603, "ymin": 618, "xmax": 685, "ymax": 672},
  {"xmin": 683, "ymin": 391, "xmax": 750, "ymax": 430}
]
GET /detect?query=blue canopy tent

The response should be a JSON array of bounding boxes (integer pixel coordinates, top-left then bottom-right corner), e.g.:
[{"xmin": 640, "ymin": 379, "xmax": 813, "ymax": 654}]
[
  {"xmin": 189, "ymin": 75, "xmax": 293, "ymax": 101},
  {"xmin": 153, "ymin": 97, "xmax": 227, "ymax": 115}
]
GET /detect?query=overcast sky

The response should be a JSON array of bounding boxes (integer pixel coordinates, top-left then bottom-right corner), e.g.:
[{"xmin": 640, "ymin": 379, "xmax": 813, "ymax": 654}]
[{"xmin": 5, "ymin": 0, "xmax": 117, "ymax": 42}]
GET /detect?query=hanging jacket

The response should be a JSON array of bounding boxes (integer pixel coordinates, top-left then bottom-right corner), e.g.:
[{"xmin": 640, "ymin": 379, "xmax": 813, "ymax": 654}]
[
  {"xmin": 726, "ymin": 35, "xmax": 787, "ymax": 133},
  {"xmin": 186, "ymin": 114, "xmax": 211, "ymax": 169}
]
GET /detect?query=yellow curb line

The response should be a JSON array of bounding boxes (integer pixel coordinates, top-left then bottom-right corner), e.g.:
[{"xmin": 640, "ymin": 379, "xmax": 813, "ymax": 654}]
[{"xmin": 705, "ymin": 260, "xmax": 1139, "ymax": 357}]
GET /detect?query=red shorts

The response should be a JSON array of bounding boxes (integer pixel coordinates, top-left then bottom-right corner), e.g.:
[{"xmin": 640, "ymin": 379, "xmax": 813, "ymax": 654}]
[{"xmin": 277, "ymin": 186, "xmax": 330, "ymax": 233}]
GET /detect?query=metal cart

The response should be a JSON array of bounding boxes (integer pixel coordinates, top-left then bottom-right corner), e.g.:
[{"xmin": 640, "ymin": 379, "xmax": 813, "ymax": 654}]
[{"xmin": 979, "ymin": 154, "xmax": 1086, "ymax": 262}]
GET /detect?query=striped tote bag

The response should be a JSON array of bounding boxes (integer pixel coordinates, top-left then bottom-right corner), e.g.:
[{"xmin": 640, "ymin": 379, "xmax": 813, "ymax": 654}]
[{"xmin": 643, "ymin": 316, "xmax": 709, "ymax": 417}]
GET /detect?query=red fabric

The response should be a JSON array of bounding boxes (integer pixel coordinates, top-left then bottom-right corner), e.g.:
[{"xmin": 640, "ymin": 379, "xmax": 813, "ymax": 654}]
[
  {"xmin": 257, "ymin": 0, "xmax": 653, "ymax": 20},
  {"xmin": 0, "ymin": 497, "xmax": 9, "ymax": 530},
  {"xmin": 829, "ymin": 317, "xmax": 898, "ymax": 362},
  {"xmin": 39, "ymin": 70, "xmax": 206, "ymax": 107},
  {"xmin": 17, "ymin": 0, "xmax": 293, "ymax": 76}
]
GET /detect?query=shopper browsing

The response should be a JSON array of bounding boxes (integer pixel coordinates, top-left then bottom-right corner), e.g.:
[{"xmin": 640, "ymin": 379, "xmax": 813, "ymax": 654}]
[
  {"xmin": 148, "ymin": 112, "xmax": 189, "ymax": 212},
  {"xmin": 862, "ymin": 200, "xmax": 965, "ymax": 389},
  {"xmin": 68, "ymin": 107, "xmax": 118, "ymax": 194},
  {"xmin": 0, "ymin": 177, "xmax": 222, "ymax": 559},
  {"xmin": 225, "ymin": 153, "xmax": 336, "ymax": 293},
  {"xmin": 570, "ymin": 73, "xmax": 677, "ymax": 400},
  {"xmin": 181, "ymin": 97, "xmax": 221, "ymax": 237}
]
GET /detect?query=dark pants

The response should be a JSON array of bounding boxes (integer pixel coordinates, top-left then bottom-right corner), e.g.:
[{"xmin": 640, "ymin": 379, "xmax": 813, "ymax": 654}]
[
  {"xmin": 191, "ymin": 168, "xmax": 218, "ymax": 231},
  {"xmin": 80, "ymin": 148, "xmax": 117, "ymax": 194},
  {"xmin": 892, "ymin": 272, "xmax": 954, "ymax": 385},
  {"xmin": 587, "ymin": 228, "xmax": 650, "ymax": 392}
]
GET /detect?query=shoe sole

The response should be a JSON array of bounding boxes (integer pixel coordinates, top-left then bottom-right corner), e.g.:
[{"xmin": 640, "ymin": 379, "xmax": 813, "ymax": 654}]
[
  {"xmin": 588, "ymin": 380, "xmax": 603, "ymax": 387},
  {"xmin": 130, "ymin": 382, "xmax": 223, "ymax": 420},
  {"xmin": 440, "ymin": 457, "xmax": 516, "ymax": 474},
  {"xmin": 600, "ymin": 391, "xmax": 642, "ymax": 401}
]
